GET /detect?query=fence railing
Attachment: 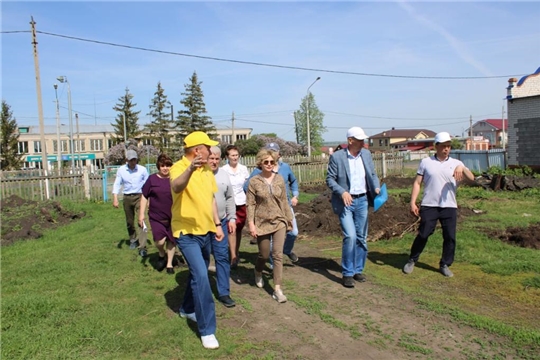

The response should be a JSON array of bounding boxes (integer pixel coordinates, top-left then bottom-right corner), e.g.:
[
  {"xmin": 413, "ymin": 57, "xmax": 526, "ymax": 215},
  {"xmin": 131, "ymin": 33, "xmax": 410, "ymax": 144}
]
[
  {"xmin": 0, "ymin": 168, "xmax": 102, "ymax": 202},
  {"xmin": 2, "ymin": 152, "xmax": 406, "ymax": 202}
]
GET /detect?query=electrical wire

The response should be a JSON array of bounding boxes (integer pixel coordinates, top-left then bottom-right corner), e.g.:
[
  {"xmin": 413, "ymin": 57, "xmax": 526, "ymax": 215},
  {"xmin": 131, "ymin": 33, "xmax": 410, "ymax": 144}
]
[{"xmin": 1, "ymin": 29, "xmax": 527, "ymax": 80}]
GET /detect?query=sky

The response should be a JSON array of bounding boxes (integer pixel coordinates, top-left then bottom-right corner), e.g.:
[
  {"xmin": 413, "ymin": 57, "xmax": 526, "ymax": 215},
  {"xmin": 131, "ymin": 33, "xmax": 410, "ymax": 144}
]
[{"xmin": 2, "ymin": 1, "xmax": 539, "ymax": 143}]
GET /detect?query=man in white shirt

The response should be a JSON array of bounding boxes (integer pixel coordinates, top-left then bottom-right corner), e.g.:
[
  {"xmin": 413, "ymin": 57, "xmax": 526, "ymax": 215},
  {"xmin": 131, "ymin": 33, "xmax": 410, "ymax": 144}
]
[
  {"xmin": 403, "ymin": 132, "xmax": 475, "ymax": 277},
  {"xmin": 112, "ymin": 149, "xmax": 149, "ymax": 255}
]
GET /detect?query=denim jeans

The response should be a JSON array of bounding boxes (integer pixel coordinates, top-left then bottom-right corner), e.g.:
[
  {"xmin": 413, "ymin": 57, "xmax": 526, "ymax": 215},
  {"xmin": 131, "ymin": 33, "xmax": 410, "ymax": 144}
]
[
  {"xmin": 338, "ymin": 196, "xmax": 368, "ymax": 277},
  {"xmin": 269, "ymin": 206, "xmax": 298, "ymax": 266},
  {"xmin": 176, "ymin": 232, "xmax": 216, "ymax": 336},
  {"xmin": 211, "ymin": 219, "xmax": 231, "ymax": 297}
]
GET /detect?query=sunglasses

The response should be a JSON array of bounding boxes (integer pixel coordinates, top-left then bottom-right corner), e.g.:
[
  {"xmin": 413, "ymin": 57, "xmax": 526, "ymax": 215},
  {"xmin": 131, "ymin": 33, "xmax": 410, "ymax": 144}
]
[{"xmin": 262, "ymin": 160, "xmax": 275, "ymax": 165}]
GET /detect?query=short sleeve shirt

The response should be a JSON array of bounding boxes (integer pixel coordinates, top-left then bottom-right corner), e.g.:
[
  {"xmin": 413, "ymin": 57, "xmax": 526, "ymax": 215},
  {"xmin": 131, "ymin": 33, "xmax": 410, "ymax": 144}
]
[
  {"xmin": 418, "ymin": 156, "xmax": 465, "ymax": 208},
  {"xmin": 170, "ymin": 157, "xmax": 218, "ymax": 237}
]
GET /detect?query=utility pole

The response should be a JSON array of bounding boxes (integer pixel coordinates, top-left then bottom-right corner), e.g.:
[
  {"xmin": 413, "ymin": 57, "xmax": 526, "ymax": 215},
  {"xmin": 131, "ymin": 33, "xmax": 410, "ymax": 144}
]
[
  {"xmin": 293, "ymin": 112, "xmax": 300, "ymax": 144},
  {"xmin": 30, "ymin": 17, "xmax": 49, "ymax": 173},
  {"xmin": 306, "ymin": 76, "xmax": 321, "ymax": 158},
  {"xmin": 76, "ymin": 113, "xmax": 80, "ymax": 167},
  {"xmin": 122, "ymin": 113, "xmax": 128, "ymax": 157},
  {"xmin": 54, "ymin": 84, "xmax": 62, "ymax": 171},
  {"xmin": 501, "ymin": 105, "xmax": 506, "ymax": 149},
  {"xmin": 231, "ymin": 111, "xmax": 235, "ymax": 144},
  {"xmin": 469, "ymin": 115, "xmax": 473, "ymax": 150}
]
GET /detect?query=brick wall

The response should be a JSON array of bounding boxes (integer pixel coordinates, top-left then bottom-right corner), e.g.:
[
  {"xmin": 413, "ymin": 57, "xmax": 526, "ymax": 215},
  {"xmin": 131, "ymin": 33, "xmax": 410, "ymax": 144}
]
[{"xmin": 507, "ymin": 95, "xmax": 540, "ymax": 166}]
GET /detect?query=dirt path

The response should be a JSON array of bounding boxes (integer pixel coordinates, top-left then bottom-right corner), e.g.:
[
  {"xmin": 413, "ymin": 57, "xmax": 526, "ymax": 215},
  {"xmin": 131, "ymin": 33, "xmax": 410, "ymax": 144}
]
[{"xmin": 215, "ymin": 239, "xmax": 507, "ymax": 360}]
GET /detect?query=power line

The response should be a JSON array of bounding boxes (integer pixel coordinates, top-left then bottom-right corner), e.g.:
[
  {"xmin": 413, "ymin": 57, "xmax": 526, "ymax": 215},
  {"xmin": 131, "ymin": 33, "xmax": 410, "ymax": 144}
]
[
  {"xmin": 2, "ymin": 29, "xmax": 526, "ymax": 80},
  {"xmin": 323, "ymin": 110, "xmax": 501, "ymax": 121}
]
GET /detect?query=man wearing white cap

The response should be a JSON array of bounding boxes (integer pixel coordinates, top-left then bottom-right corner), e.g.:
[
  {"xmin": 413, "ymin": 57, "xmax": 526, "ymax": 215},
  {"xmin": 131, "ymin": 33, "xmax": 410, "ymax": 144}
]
[
  {"xmin": 326, "ymin": 127, "xmax": 380, "ymax": 288},
  {"xmin": 403, "ymin": 132, "xmax": 474, "ymax": 278},
  {"xmin": 112, "ymin": 149, "xmax": 149, "ymax": 255}
]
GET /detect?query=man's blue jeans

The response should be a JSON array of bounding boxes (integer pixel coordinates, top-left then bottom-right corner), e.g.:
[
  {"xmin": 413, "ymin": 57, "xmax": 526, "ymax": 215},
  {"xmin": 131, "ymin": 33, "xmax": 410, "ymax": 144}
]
[
  {"xmin": 338, "ymin": 196, "xmax": 368, "ymax": 277},
  {"xmin": 176, "ymin": 232, "xmax": 216, "ymax": 336},
  {"xmin": 269, "ymin": 206, "xmax": 298, "ymax": 266},
  {"xmin": 211, "ymin": 219, "xmax": 231, "ymax": 297}
]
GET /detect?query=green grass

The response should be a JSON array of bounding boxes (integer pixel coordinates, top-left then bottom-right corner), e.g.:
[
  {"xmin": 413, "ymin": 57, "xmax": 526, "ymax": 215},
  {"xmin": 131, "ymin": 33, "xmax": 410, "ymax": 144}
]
[
  {"xmin": 0, "ymin": 202, "xmax": 256, "ymax": 360},
  {"xmin": 2, "ymin": 188, "xmax": 540, "ymax": 359}
]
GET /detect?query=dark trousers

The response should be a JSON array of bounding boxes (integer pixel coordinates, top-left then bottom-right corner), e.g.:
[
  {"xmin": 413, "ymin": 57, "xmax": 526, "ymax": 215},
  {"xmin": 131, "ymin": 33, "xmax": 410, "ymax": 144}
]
[
  {"xmin": 409, "ymin": 207, "xmax": 457, "ymax": 267},
  {"xmin": 123, "ymin": 194, "xmax": 141, "ymax": 239}
]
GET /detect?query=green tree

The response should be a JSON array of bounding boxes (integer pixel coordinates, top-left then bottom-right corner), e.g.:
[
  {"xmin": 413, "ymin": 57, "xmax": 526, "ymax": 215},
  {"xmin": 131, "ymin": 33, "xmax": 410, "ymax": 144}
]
[
  {"xmin": 235, "ymin": 136, "xmax": 265, "ymax": 156},
  {"xmin": 0, "ymin": 100, "xmax": 23, "ymax": 170},
  {"xmin": 175, "ymin": 71, "xmax": 216, "ymax": 145},
  {"xmin": 294, "ymin": 92, "xmax": 326, "ymax": 154},
  {"xmin": 451, "ymin": 138, "xmax": 463, "ymax": 150},
  {"xmin": 145, "ymin": 82, "xmax": 174, "ymax": 151},
  {"xmin": 111, "ymin": 87, "xmax": 141, "ymax": 143}
]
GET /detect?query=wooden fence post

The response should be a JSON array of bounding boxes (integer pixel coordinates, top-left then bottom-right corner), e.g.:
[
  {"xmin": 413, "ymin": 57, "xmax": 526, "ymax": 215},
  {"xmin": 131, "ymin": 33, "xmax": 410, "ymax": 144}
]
[
  {"xmin": 382, "ymin": 152, "xmax": 387, "ymax": 178},
  {"xmin": 83, "ymin": 167, "xmax": 91, "ymax": 200}
]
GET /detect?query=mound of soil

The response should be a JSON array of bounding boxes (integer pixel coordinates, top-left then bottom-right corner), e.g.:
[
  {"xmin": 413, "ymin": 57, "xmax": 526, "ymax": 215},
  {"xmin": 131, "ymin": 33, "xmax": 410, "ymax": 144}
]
[
  {"xmin": 485, "ymin": 224, "xmax": 540, "ymax": 250},
  {"xmin": 297, "ymin": 182, "xmax": 476, "ymax": 241},
  {"xmin": 1, "ymin": 195, "xmax": 86, "ymax": 246}
]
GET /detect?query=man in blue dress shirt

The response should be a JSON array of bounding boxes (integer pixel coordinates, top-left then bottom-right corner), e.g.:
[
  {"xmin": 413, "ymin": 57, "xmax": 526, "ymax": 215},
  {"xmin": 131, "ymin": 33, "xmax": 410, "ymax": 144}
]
[{"xmin": 112, "ymin": 149, "xmax": 149, "ymax": 255}]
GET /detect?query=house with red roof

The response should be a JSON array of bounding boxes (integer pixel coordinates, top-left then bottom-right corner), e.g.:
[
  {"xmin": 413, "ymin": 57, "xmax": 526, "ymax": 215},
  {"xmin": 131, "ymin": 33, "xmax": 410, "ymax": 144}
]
[
  {"xmin": 466, "ymin": 119, "xmax": 508, "ymax": 148},
  {"xmin": 367, "ymin": 128, "xmax": 436, "ymax": 151}
]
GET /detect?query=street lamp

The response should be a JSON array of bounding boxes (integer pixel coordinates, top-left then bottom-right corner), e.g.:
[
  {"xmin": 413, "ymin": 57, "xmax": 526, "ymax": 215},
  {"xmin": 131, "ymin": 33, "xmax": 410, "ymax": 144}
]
[
  {"xmin": 53, "ymin": 84, "xmax": 62, "ymax": 170},
  {"xmin": 306, "ymin": 76, "xmax": 321, "ymax": 158},
  {"xmin": 56, "ymin": 76, "xmax": 75, "ymax": 173}
]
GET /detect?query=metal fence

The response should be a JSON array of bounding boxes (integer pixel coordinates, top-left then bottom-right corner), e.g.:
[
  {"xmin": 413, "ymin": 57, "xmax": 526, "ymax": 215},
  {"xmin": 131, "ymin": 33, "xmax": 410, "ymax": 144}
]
[{"xmin": 450, "ymin": 149, "xmax": 507, "ymax": 172}]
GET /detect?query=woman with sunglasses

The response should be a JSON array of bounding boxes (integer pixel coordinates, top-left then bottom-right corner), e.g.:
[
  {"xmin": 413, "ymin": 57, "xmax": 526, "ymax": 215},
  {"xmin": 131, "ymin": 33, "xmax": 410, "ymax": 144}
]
[{"xmin": 246, "ymin": 149, "xmax": 293, "ymax": 303}]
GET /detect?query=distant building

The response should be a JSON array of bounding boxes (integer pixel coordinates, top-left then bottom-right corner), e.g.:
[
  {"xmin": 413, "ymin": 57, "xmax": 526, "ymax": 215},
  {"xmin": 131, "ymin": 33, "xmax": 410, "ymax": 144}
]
[
  {"xmin": 16, "ymin": 125, "xmax": 252, "ymax": 170},
  {"xmin": 506, "ymin": 66, "xmax": 540, "ymax": 169},
  {"xmin": 368, "ymin": 128, "xmax": 436, "ymax": 151},
  {"xmin": 465, "ymin": 119, "xmax": 508, "ymax": 148}
]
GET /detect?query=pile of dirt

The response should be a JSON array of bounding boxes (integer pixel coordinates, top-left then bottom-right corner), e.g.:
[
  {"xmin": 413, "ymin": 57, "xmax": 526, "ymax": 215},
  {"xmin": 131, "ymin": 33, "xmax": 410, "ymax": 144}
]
[
  {"xmin": 475, "ymin": 174, "xmax": 540, "ymax": 191},
  {"xmin": 296, "ymin": 188, "xmax": 418, "ymax": 241},
  {"xmin": 298, "ymin": 180, "xmax": 475, "ymax": 242},
  {"xmin": 1, "ymin": 195, "xmax": 86, "ymax": 246},
  {"xmin": 485, "ymin": 224, "xmax": 540, "ymax": 250}
]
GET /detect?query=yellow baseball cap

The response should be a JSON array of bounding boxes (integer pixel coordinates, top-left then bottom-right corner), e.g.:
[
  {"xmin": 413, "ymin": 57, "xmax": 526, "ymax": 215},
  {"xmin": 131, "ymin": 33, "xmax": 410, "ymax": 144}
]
[{"xmin": 184, "ymin": 131, "xmax": 219, "ymax": 148}]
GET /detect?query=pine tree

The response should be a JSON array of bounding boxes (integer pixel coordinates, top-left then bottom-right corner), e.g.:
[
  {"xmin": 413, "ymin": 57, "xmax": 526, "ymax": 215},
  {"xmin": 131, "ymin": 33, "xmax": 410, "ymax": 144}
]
[
  {"xmin": 111, "ymin": 87, "xmax": 141, "ymax": 143},
  {"xmin": 294, "ymin": 92, "xmax": 326, "ymax": 155},
  {"xmin": 145, "ymin": 82, "xmax": 174, "ymax": 151},
  {"xmin": 175, "ymin": 71, "xmax": 216, "ymax": 145},
  {"xmin": 0, "ymin": 100, "xmax": 23, "ymax": 170}
]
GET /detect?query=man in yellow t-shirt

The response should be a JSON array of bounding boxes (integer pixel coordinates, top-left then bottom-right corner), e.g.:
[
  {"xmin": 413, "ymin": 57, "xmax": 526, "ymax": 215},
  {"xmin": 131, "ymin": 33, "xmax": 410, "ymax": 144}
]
[{"xmin": 170, "ymin": 131, "xmax": 224, "ymax": 350}]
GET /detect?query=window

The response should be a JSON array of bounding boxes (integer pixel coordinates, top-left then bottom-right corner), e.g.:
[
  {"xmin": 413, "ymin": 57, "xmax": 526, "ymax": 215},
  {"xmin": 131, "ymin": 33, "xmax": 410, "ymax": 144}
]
[
  {"xmin": 142, "ymin": 138, "xmax": 152, "ymax": 146},
  {"xmin": 34, "ymin": 141, "xmax": 42, "ymax": 153},
  {"xmin": 18, "ymin": 141, "xmax": 29, "ymax": 154},
  {"xmin": 74, "ymin": 140, "xmax": 85, "ymax": 152},
  {"xmin": 236, "ymin": 134, "xmax": 247, "ymax": 141},
  {"xmin": 90, "ymin": 139, "xmax": 103, "ymax": 151},
  {"xmin": 385, "ymin": 139, "xmax": 388, "ymax": 146},
  {"xmin": 54, "ymin": 140, "xmax": 69, "ymax": 152},
  {"xmin": 221, "ymin": 135, "xmax": 232, "ymax": 144},
  {"xmin": 379, "ymin": 139, "xmax": 383, "ymax": 146},
  {"xmin": 108, "ymin": 139, "xmax": 118, "ymax": 149}
]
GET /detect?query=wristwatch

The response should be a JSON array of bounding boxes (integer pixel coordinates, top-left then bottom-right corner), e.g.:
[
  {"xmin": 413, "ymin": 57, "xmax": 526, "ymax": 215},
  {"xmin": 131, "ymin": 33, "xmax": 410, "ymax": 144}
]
[{"xmin": 215, "ymin": 222, "xmax": 221, "ymax": 226}]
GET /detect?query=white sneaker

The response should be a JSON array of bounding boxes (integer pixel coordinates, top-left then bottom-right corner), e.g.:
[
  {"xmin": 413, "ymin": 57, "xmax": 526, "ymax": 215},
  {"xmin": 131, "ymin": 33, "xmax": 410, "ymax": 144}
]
[
  {"xmin": 254, "ymin": 270, "xmax": 264, "ymax": 288},
  {"xmin": 272, "ymin": 290, "xmax": 287, "ymax": 303},
  {"xmin": 201, "ymin": 334, "xmax": 219, "ymax": 349},
  {"xmin": 179, "ymin": 311, "xmax": 197, "ymax": 322}
]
